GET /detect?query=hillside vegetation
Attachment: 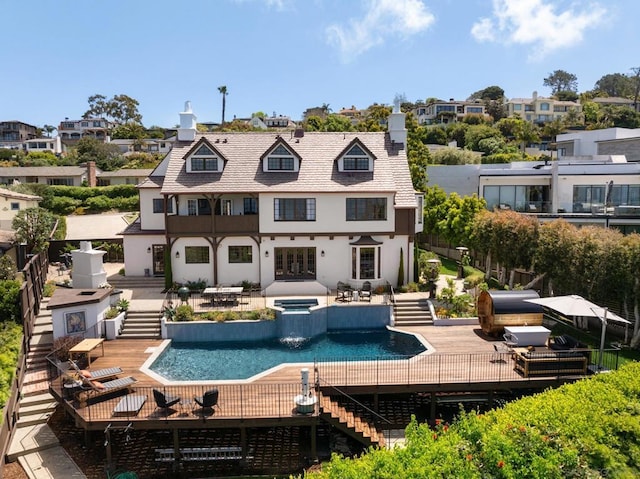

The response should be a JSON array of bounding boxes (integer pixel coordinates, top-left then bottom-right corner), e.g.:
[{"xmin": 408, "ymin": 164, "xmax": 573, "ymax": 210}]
[{"xmin": 307, "ymin": 362, "xmax": 640, "ymax": 479}]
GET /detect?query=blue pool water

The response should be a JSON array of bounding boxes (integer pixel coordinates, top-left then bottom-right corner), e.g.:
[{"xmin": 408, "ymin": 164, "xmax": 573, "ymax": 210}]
[{"xmin": 151, "ymin": 329, "xmax": 427, "ymax": 380}]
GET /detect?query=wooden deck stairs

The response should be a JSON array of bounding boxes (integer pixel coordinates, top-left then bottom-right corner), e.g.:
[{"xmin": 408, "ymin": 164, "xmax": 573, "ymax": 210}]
[
  {"xmin": 319, "ymin": 394, "xmax": 386, "ymax": 449},
  {"xmin": 119, "ymin": 310, "xmax": 162, "ymax": 339}
]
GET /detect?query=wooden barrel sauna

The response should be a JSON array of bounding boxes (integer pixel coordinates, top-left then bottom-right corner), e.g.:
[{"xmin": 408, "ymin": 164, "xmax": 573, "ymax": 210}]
[{"xmin": 477, "ymin": 290, "xmax": 543, "ymax": 336}]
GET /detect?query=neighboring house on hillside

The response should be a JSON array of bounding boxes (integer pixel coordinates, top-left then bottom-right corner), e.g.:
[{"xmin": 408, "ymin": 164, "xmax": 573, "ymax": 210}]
[
  {"xmin": 24, "ymin": 137, "xmax": 63, "ymax": 155},
  {"xmin": 337, "ymin": 106, "xmax": 365, "ymax": 126},
  {"xmin": 263, "ymin": 114, "xmax": 296, "ymax": 129},
  {"xmin": 0, "ymin": 165, "xmax": 96, "ymax": 187},
  {"xmin": 556, "ymin": 127, "xmax": 640, "ymax": 162},
  {"xmin": 592, "ymin": 97, "xmax": 637, "ymax": 109},
  {"xmin": 97, "ymin": 169, "xmax": 154, "ymax": 186},
  {"xmin": 110, "ymin": 138, "xmax": 174, "ymax": 156},
  {"xmin": 57, "ymin": 118, "xmax": 116, "ymax": 150},
  {"xmin": 414, "ymin": 99, "xmax": 489, "ymax": 125},
  {"xmin": 427, "ymin": 156, "xmax": 640, "ymax": 233},
  {"xmin": 506, "ymin": 91, "xmax": 581, "ymax": 125},
  {"xmin": 121, "ymin": 101, "xmax": 423, "ymax": 295},
  {"xmin": 0, "ymin": 188, "xmax": 42, "ymax": 230},
  {"xmin": 0, "ymin": 121, "xmax": 38, "ymax": 149}
]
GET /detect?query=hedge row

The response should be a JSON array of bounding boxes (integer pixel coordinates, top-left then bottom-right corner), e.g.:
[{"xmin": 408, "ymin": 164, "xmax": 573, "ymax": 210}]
[{"xmin": 43, "ymin": 194, "xmax": 139, "ymax": 214}]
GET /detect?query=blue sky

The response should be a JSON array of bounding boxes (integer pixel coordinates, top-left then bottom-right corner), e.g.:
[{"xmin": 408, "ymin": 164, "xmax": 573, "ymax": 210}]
[{"xmin": 2, "ymin": 0, "xmax": 639, "ymax": 129}]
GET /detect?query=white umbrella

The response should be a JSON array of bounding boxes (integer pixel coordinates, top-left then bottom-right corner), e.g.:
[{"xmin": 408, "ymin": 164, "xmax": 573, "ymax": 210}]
[
  {"xmin": 525, "ymin": 295, "xmax": 630, "ymax": 371},
  {"xmin": 524, "ymin": 295, "xmax": 630, "ymax": 324}
]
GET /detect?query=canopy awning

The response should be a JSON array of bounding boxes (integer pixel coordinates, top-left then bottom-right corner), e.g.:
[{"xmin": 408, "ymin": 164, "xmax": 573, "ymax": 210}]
[{"xmin": 349, "ymin": 235, "xmax": 383, "ymax": 246}]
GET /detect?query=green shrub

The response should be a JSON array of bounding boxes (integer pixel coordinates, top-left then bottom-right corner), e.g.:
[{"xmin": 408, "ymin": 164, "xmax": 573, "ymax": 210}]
[
  {"xmin": 0, "ymin": 280, "xmax": 22, "ymax": 322},
  {"xmin": 46, "ymin": 196, "xmax": 82, "ymax": 215},
  {"xmin": 0, "ymin": 322, "xmax": 22, "ymax": 410},
  {"xmin": 223, "ymin": 310, "xmax": 241, "ymax": 321},
  {"xmin": 43, "ymin": 280, "xmax": 56, "ymax": 297},
  {"xmin": 174, "ymin": 304, "xmax": 194, "ymax": 322},
  {"xmin": 104, "ymin": 307, "xmax": 120, "ymax": 319},
  {"xmin": 84, "ymin": 195, "xmax": 113, "ymax": 212}
]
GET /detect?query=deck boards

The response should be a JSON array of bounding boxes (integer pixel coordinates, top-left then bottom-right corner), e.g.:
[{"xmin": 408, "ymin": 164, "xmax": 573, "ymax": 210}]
[{"xmin": 57, "ymin": 325, "xmax": 581, "ymax": 427}]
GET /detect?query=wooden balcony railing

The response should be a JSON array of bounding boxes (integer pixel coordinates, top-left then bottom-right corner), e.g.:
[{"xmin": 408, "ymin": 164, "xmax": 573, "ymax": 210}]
[{"xmin": 166, "ymin": 214, "xmax": 259, "ymax": 235}]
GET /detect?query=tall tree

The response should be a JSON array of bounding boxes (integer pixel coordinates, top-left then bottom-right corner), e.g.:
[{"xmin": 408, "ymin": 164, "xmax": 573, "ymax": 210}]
[
  {"xmin": 42, "ymin": 124, "xmax": 56, "ymax": 137},
  {"xmin": 12, "ymin": 207, "xmax": 57, "ymax": 253},
  {"xmin": 593, "ymin": 73, "xmax": 636, "ymax": 97},
  {"xmin": 543, "ymin": 70, "xmax": 578, "ymax": 94},
  {"xmin": 218, "ymin": 85, "xmax": 228, "ymax": 126},
  {"xmin": 83, "ymin": 94, "xmax": 142, "ymax": 124}
]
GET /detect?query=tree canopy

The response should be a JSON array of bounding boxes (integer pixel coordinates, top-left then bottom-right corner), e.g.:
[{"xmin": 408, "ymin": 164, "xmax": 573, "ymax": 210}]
[
  {"xmin": 12, "ymin": 207, "xmax": 57, "ymax": 253},
  {"xmin": 83, "ymin": 94, "xmax": 142, "ymax": 124},
  {"xmin": 543, "ymin": 70, "xmax": 578, "ymax": 94}
]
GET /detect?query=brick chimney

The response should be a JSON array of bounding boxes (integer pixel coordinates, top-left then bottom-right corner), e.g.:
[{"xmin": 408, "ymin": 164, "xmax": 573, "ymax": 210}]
[{"xmin": 87, "ymin": 161, "xmax": 97, "ymax": 187}]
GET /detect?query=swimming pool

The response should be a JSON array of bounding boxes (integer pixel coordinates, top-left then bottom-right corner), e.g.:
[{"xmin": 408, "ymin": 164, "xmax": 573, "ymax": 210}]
[{"xmin": 150, "ymin": 329, "xmax": 427, "ymax": 381}]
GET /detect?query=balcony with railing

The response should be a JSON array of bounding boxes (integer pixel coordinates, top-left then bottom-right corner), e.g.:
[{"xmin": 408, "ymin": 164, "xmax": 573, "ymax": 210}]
[{"xmin": 166, "ymin": 214, "xmax": 259, "ymax": 235}]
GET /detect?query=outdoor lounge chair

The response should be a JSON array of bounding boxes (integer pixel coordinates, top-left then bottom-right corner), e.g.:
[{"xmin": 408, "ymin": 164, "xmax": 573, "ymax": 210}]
[
  {"xmin": 360, "ymin": 281, "xmax": 372, "ymax": 302},
  {"xmin": 76, "ymin": 376, "xmax": 138, "ymax": 406},
  {"xmin": 153, "ymin": 388, "xmax": 181, "ymax": 413},
  {"xmin": 69, "ymin": 360, "xmax": 123, "ymax": 382},
  {"xmin": 335, "ymin": 281, "xmax": 352, "ymax": 302},
  {"xmin": 194, "ymin": 388, "xmax": 219, "ymax": 413}
]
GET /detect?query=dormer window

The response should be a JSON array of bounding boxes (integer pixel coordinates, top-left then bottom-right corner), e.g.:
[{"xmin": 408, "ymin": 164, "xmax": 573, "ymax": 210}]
[
  {"xmin": 262, "ymin": 141, "xmax": 301, "ymax": 172},
  {"xmin": 186, "ymin": 143, "xmax": 222, "ymax": 173},
  {"xmin": 337, "ymin": 140, "xmax": 375, "ymax": 172}
]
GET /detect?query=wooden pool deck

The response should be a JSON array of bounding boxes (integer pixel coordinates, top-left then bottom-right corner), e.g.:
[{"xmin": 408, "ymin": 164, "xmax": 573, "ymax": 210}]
[{"xmin": 52, "ymin": 325, "xmax": 588, "ymax": 431}]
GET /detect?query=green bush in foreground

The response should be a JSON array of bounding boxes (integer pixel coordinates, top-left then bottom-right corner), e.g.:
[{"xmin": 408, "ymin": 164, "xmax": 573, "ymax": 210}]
[
  {"xmin": 0, "ymin": 322, "xmax": 23, "ymax": 411},
  {"xmin": 306, "ymin": 362, "xmax": 640, "ymax": 479}
]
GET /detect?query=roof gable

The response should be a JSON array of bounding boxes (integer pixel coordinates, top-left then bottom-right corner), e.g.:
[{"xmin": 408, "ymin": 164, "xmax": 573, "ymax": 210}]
[{"xmin": 336, "ymin": 138, "xmax": 376, "ymax": 172}]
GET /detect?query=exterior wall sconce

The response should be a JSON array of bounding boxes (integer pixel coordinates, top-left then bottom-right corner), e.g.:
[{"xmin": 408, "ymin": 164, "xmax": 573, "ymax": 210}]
[
  {"xmin": 175, "ymin": 251, "xmax": 180, "ymax": 258},
  {"xmin": 321, "ymin": 250, "xmax": 325, "ymax": 257},
  {"xmin": 147, "ymin": 247, "xmax": 151, "ymax": 253},
  {"xmin": 265, "ymin": 250, "xmax": 269, "ymax": 258}
]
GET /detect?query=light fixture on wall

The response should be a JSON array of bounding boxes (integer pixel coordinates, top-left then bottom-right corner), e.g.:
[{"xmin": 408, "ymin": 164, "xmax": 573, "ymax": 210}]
[
  {"xmin": 175, "ymin": 251, "xmax": 180, "ymax": 258},
  {"xmin": 265, "ymin": 250, "xmax": 269, "ymax": 258},
  {"xmin": 321, "ymin": 250, "xmax": 325, "ymax": 257},
  {"xmin": 147, "ymin": 247, "xmax": 151, "ymax": 253}
]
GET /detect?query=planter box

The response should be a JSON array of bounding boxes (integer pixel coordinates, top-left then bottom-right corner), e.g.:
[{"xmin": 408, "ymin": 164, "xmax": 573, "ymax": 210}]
[{"xmin": 104, "ymin": 311, "xmax": 126, "ymax": 340}]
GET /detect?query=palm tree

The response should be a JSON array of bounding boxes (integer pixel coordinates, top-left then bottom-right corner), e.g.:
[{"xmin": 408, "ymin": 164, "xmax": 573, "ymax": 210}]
[
  {"xmin": 218, "ymin": 86, "xmax": 228, "ymax": 127},
  {"xmin": 42, "ymin": 124, "xmax": 56, "ymax": 137}
]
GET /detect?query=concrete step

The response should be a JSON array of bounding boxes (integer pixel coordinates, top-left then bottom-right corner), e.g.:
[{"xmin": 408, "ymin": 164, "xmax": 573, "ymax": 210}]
[
  {"xmin": 20, "ymin": 392, "xmax": 56, "ymax": 408},
  {"xmin": 7, "ymin": 423, "xmax": 59, "ymax": 461},
  {"xmin": 29, "ymin": 333, "xmax": 53, "ymax": 349},
  {"xmin": 17, "ymin": 404, "xmax": 57, "ymax": 428},
  {"xmin": 31, "ymin": 324, "xmax": 53, "ymax": 336},
  {"xmin": 18, "ymin": 445, "xmax": 87, "ymax": 479},
  {"xmin": 118, "ymin": 332, "xmax": 161, "ymax": 339}
]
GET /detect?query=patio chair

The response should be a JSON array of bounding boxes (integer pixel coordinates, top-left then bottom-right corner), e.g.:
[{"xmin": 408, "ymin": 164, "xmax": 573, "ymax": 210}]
[
  {"xmin": 69, "ymin": 360, "xmax": 123, "ymax": 382},
  {"xmin": 335, "ymin": 281, "xmax": 352, "ymax": 302},
  {"xmin": 153, "ymin": 388, "xmax": 181, "ymax": 413},
  {"xmin": 490, "ymin": 342, "xmax": 511, "ymax": 363},
  {"xmin": 194, "ymin": 388, "xmax": 219, "ymax": 414},
  {"xmin": 360, "ymin": 281, "xmax": 372, "ymax": 302},
  {"xmin": 76, "ymin": 376, "xmax": 138, "ymax": 406}
]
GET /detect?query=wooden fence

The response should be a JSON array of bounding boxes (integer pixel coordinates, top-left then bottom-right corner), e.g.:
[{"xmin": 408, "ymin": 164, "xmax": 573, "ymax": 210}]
[{"xmin": 0, "ymin": 253, "xmax": 48, "ymax": 474}]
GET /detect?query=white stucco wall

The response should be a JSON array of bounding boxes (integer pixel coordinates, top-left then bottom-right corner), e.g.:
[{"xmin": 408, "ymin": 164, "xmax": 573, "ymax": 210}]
[
  {"xmin": 51, "ymin": 297, "xmax": 111, "ymax": 340},
  {"xmin": 259, "ymin": 192, "xmax": 395, "ymax": 234},
  {"xmin": 216, "ymin": 237, "xmax": 260, "ymax": 286},
  {"xmin": 123, "ymin": 234, "xmax": 165, "ymax": 276},
  {"xmin": 139, "ymin": 188, "xmax": 166, "ymax": 230},
  {"xmin": 171, "ymin": 237, "xmax": 214, "ymax": 286}
]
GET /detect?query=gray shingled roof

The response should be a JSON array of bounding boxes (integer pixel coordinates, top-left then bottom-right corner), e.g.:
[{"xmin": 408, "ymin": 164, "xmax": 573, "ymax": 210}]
[
  {"xmin": 160, "ymin": 132, "xmax": 417, "ymax": 208},
  {"xmin": 98, "ymin": 169, "xmax": 153, "ymax": 178},
  {"xmin": 0, "ymin": 166, "xmax": 87, "ymax": 177},
  {"xmin": 0, "ymin": 187, "xmax": 42, "ymax": 201}
]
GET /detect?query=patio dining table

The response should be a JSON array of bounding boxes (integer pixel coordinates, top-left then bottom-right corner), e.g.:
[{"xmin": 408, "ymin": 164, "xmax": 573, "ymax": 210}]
[{"xmin": 202, "ymin": 287, "xmax": 244, "ymax": 306}]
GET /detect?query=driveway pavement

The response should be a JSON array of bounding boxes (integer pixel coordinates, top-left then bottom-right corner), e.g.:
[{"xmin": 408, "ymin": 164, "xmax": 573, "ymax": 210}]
[{"xmin": 65, "ymin": 213, "xmax": 130, "ymax": 240}]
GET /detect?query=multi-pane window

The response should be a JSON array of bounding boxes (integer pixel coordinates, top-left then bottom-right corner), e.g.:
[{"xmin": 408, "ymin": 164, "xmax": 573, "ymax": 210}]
[
  {"xmin": 343, "ymin": 145, "xmax": 370, "ymax": 170},
  {"xmin": 185, "ymin": 246, "xmax": 209, "ymax": 264},
  {"xmin": 267, "ymin": 145, "xmax": 295, "ymax": 170},
  {"xmin": 153, "ymin": 198, "xmax": 173, "ymax": 213},
  {"xmin": 47, "ymin": 178, "xmax": 73, "ymax": 186},
  {"xmin": 153, "ymin": 199, "xmax": 163, "ymax": 213},
  {"xmin": 346, "ymin": 198, "xmax": 387, "ymax": 221},
  {"xmin": 229, "ymin": 246, "xmax": 252, "ymax": 263},
  {"xmin": 191, "ymin": 158, "xmax": 218, "ymax": 171},
  {"xmin": 243, "ymin": 197, "xmax": 258, "ymax": 215},
  {"xmin": 189, "ymin": 144, "xmax": 219, "ymax": 172},
  {"xmin": 274, "ymin": 198, "xmax": 315, "ymax": 221},
  {"xmin": 351, "ymin": 247, "xmax": 378, "ymax": 280}
]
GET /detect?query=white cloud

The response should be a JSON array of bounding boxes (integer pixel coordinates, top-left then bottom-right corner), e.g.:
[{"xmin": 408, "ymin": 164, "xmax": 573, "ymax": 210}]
[
  {"xmin": 326, "ymin": 0, "xmax": 435, "ymax": 63},
  {"xmin": 471, "ymin": 0, "xmax": 607, "ymax": 61}
]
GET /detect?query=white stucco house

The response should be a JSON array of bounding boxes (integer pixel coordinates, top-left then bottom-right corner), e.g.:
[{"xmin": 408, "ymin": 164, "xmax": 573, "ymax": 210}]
[
  {"xmin": 121, "ymin": 102, "xmax": 424, "ymax": 295},
  {"xmin": 0, "ymin": 187, "xmax": 42, "ymax": 230}
]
